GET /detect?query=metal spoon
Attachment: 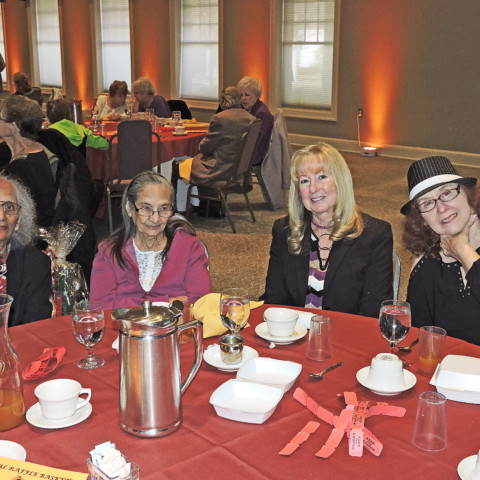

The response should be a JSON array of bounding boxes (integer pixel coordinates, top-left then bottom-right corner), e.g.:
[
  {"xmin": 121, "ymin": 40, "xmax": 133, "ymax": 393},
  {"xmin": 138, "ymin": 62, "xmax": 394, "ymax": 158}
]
[
  {"xmin": 398, "ymin": 339, "xmax": 419, "ymax": 353},
  {"xmin": 309, "ymin": 361, "xmax": 344, "ymax": 380}
]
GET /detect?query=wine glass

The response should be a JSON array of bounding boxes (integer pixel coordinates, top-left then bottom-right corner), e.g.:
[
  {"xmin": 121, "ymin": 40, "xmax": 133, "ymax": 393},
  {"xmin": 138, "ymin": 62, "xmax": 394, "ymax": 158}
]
[
  {"xmin": 379, "ymin": 300, "xmax": 411, "ymax": 354},
  {"xmin": 73, "ymin": 301, "xmax": 105, "ymax": 369},
  {"xmin": 220, "ymin": 288, "xmax": 250, "ymax": 337}
]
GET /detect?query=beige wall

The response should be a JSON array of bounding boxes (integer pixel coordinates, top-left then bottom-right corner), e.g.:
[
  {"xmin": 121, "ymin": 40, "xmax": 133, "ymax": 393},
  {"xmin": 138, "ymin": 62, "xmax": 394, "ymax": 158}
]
[{"xmin": 2, "ymin": 0, "xmax": 479, "ymax": 156}]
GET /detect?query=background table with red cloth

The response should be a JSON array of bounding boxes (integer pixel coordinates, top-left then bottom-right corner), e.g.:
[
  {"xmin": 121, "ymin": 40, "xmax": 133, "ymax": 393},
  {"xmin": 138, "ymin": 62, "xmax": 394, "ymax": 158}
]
[
  {"xmin": 5, "ymin": 306, "xmax": 480, "ymax": 479},
  {"xmin": 85, "ymin": 121, "xmax": 207, "ymax": 183}
]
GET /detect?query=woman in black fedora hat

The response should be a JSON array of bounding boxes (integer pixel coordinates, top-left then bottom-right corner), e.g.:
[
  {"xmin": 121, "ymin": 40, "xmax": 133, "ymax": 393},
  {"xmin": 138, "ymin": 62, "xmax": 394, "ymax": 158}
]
[{"xmin": 402, "ymin": 155, "xmax": 480, "ymax": 345}]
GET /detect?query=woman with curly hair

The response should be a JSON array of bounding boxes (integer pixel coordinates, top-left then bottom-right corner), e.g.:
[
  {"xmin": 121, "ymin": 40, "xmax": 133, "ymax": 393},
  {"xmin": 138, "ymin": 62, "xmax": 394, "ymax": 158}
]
[
  {"xmin": 402, "ymin": 155, "xmax": 480, "ymax": 344},
  {"xmin": 261, "ymin": 144, "xmax": 393, "ymax": 317},
  {"xmin": 0, "ymin": 174, "xmax": 52, "ymax": 325},
  {"xmin": 90, "ymin": 171, "xmax": 210, "ymax": 308},
  {"xmin": 94, "ymin": 80, "xmax": 133, "ymax": 119}
]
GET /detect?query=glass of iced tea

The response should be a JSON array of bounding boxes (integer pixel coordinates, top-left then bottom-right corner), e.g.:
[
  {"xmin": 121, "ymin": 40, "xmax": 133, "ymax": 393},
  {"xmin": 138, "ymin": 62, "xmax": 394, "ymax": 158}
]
[{"xmin": 418, "ymin": 326, "xmax": 446, "ymax": 374}]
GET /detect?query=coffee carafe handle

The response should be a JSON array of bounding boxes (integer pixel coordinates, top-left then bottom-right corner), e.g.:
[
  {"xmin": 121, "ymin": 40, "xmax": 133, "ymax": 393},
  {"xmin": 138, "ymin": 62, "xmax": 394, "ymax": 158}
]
[{"xmin": 178, "ymin": 320, "xmax": 203, "ymax": 395}]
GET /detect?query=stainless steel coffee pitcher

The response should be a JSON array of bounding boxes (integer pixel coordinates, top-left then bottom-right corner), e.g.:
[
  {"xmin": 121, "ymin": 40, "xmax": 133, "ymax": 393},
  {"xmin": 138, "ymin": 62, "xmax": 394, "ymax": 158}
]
[{"xmin": 112, "ymin": 300, "xmax": 203, "ymax": 437}]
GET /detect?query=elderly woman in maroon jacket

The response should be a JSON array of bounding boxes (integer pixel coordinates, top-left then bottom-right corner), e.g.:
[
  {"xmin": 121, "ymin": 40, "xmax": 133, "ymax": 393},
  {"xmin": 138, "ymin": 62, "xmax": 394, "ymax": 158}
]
[
  {"xmin": 90, "ymin": 171, "xmax": 210, "ymax": 308},
  {"xmin": 237, "ymin": 76, "xmax": 273, "ymax": 166}
]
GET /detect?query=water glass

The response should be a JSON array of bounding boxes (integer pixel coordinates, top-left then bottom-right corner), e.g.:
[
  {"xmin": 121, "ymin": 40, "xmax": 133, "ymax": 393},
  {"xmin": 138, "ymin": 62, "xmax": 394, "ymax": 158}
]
[
  {"xmin": 307, "ymin": 315, "xmax": 332, "ymax": 361},
  {"xmin": 73, "ymin": 301, "xmax": 105, "ymax": 369},
  {"xmin": 172, "ymin": 110, "xmax": 182, "ymax": 124},
  {"xmin": 418, "ymin": 326, "xmax": 446, "ymax": 374},
  {"xmin": 412, "ymin": 391, "xmax": 447, "ymax": 451}
]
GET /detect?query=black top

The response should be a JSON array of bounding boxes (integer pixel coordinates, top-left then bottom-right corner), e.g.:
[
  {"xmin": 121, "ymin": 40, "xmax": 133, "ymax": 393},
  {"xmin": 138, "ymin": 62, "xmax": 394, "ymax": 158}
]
[
  {"xmin": 4, "ymin": 150, "xmax": 56, "ymax": 227},
  {"xmin": 407, "ymin": 252, "xmax": 480, "ymax": 345},
  {"xmin": 7, "ymin": 246, "xmax": 52, "ymax": 326},
  {"xmin": 260, "ymin": 214, "xmax": 394, "ymax": 318}
]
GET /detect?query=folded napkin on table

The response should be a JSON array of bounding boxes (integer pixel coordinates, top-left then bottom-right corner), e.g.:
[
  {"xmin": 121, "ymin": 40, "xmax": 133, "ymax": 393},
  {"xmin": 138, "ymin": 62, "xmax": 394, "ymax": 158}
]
[
  {"xmin": 193, "ymin": 293, "xmax": 263, "ymax": 338},
  {"xmin": 22, "ymin": 346, "xmax": 66, "ymax": 380}
]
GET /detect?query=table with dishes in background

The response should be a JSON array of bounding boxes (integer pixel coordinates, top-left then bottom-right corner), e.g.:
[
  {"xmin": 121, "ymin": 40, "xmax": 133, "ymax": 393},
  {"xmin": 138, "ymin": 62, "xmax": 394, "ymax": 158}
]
[
  {"xmin": 85, "ymin": 115, "xmax": 209, "ymax": 184},
  {"xmin": 2, "ymin": 295, "xmax": 480, "ymax": 480}
]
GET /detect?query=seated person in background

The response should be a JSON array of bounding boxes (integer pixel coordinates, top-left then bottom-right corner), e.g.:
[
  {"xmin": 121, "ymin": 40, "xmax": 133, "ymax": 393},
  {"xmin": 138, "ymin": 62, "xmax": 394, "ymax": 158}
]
[
  {"xmin": 90, "ymin": 171, "xmax": 211, "ymax": 308},
  {"xmin": 0, "ymin": 96, "xmax": 56, "ymax": 227},
  {"xmin": 261, "ymin": 144, "xmax": 393, "ymax": 318},
  {"xmin": 0, "ymin": 173, "xmax": 52, "ymax": 326},
  {"xmin": 237, "ymin": 76, "xmax": 273, "ymax": 166},
  {"xmin": 94, "ymin": 80, "xmax": 134, "ymax": 119},
  {"xmin": 187, "ymin": 86, "xmax": 256, "ymax": 218},
  {"xmin": 46, "ymin": 99, "xmax": 108, "ymax": 157},
  {"xmin": 402, "ymin": 156, "xmax": 480, "ymax": 345},
  {"xmin": 12, "ymin": 72, "xmax": 43, "ymax": 107},
  {"xmin": 132, "ymin": 77, "xmax": 171, "ymax": 118}
]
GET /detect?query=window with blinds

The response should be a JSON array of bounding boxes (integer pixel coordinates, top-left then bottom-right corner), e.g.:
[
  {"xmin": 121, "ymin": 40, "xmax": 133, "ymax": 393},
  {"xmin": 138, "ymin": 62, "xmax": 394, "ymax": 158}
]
[
  {"xmin": 0, "ymin": 6, "xmax": 6, "ymax": 88},
  {"xmin": 96, "ymin": 0, "xmax": 131, "ymax": 92},
  {"xmin": 179, "ymin": 0, "xmax": 219, "ymax": 100},
  {"xmin": 281, "ymin": 0, "xmax": 337, "ymax": 110},
  {"xmin": 32, "ymin": 0, "xmax": 63, "ymax": 87}
]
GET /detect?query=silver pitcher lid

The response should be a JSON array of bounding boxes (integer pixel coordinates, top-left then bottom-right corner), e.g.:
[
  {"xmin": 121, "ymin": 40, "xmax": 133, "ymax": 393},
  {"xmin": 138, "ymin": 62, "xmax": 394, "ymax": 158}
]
[{"xmin": 113, "ymin": 300, "xmax": 184, "ymax": 330}]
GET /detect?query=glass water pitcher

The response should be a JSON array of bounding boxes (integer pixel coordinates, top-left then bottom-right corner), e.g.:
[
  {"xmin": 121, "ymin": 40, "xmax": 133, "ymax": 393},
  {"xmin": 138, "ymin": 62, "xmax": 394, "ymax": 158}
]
[{"xmin": 0, "ymin": 294, "xmax": 26, "ymax": 431}]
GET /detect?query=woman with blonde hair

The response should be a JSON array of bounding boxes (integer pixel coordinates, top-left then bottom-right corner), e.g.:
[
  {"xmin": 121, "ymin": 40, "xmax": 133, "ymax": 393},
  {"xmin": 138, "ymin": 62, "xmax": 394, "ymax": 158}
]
[
  {"xmin": 261, "ymin": 144, "xmax": 393, "ymax": 317},
  {"xmin": 237, "ymin": 76, "xmax": 273, "ymax": 166}
]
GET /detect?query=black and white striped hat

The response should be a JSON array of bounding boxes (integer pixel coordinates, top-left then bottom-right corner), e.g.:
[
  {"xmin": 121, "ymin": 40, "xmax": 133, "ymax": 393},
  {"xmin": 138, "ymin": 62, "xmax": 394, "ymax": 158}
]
[{"xmin": 400, "ymin": 156, "xmax": 477, "ymax": 215}]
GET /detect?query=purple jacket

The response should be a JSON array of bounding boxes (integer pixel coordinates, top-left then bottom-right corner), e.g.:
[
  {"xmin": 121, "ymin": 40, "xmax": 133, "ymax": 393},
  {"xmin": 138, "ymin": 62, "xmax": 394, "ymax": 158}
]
[
  {"xmin": 139, "ymin": 95, "xmax": 171, "ymax": 118},
  {"xmin": 90, "ymin": 231, "xmax": 211, "ymax": 309},
  {"xmin": 248, "ymin": 99, "xmax": 274, "ymax": 165}
]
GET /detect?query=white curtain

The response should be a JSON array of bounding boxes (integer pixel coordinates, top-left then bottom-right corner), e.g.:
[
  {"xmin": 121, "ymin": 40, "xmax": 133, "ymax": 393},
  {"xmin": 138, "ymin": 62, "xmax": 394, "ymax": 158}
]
[
  {"xmin": 35, "ymin": 0, "xmax": 63, "ymax": 87},
  {"xmin": 179, "ymin": 0, "xmax": 219, "ymax": 100},
  {"xmin": 98, "ymin": 0, "xmax": 131, "ymax": 91},
  {"xmin": 281, "ymin": 0, "xmax": 335, "ymax": 109}
]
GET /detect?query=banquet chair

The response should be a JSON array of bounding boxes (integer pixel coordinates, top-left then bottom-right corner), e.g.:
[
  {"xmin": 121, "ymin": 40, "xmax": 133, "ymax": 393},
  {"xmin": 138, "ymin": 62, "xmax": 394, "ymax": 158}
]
[
  {"xmin": 167, "ymin": 99, "xmax": 192, "ymax": 120},
  {"xmin": 251, "ymin": 108, "xmax": 291, "ymax": 210},
  {"xmin": 185, "ymin": 118, "xmax": 262, "ymax": 234},
  {"xmin": 106, "ymin": 120, "xmax": 161, "ymax": 233}
]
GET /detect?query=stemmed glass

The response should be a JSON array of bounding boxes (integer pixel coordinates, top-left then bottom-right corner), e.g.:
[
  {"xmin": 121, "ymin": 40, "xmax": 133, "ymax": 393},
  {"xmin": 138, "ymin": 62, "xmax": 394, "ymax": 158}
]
[
  {"xmin": 379, "ymin": 300, "xmax": 411, "ymax": 354},
  {"xmin": 73, "ymin": 301, "xmax": 105, "ymax": 369},
  {"xmin": 220, "ymin": 288, "xmax": 250, "ymax": 337}
]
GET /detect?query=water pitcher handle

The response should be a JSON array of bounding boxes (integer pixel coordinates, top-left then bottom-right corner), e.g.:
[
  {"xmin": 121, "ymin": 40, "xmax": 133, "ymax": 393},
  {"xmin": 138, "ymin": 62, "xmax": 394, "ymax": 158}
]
[{"xmin": 179, "ymin": 319, "xmax": 203, "ymax": 395}]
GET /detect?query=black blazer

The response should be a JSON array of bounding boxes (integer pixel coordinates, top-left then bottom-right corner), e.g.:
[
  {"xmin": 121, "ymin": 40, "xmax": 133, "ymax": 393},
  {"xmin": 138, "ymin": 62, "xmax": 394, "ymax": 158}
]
[
  {"xmin": 7, "ymin": 246, "xmax": 52, "ymax": 326},
  {"xmin": 261, "ymin": 214, "xmax": 394, "ymax": 318}
]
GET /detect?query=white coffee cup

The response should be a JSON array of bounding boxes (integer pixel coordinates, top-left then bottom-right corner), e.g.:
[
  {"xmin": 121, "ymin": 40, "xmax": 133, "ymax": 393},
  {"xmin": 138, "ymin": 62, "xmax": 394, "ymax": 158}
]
[
  {"xmin": 175, "ymin": 126, "xmax": 185, "ymax": 135},
  {"xmin": 35, "ymin": 378, "xmax": 91, "ymax": 420},
  {"xmin": 264, "ymin": 307, "xmax": 298, "ymax": 337},
  {"xmin": 366, "ymin": 353, "xmax": 405, "ymax": 390}
]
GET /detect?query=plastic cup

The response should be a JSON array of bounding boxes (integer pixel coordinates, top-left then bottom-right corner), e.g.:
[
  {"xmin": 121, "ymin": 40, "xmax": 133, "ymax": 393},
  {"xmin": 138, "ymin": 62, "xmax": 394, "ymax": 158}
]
[
  {"xmin": 418, "ymin": 326, "xmax": 446, "ymax": 374},
  {"xmin": 307, "ymin": 315, "xmax": 332, "ymax": 361},
  {"xmin": 412, "ymin": 391, "xmax": 447, "ymax": 451}
]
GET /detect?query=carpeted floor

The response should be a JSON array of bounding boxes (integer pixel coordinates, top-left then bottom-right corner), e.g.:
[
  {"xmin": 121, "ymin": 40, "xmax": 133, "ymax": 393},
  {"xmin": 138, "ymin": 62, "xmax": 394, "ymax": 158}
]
[{"xmin": 95, "ymin": 150, "xmax": 480, "ymax": 303}]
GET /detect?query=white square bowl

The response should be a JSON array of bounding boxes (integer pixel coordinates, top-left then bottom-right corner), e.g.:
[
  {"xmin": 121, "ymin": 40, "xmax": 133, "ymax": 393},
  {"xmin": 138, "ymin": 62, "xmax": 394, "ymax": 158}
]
[
  {"xmin": 209, "ymin": 379, "xmax": 284, "ymax": 424},
  {"xmin": 236, "ymin": 357, "xmax": 302, "ymax": 394},
  {"xmin": 430, "ymin": 354, "xmax": 480, "ymax": 404}
]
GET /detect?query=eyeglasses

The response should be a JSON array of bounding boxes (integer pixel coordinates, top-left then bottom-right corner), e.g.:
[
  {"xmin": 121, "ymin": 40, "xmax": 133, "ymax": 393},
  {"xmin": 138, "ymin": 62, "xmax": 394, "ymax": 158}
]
[
  {"xmin": 415, "ymin": 184, "xmax": 461, "ymax": 213},
  {"xmin": 132, "ymin": 203, "xmax": 173, "ymax": 218},
  {"xmin": 0, "ymin": 201, "xmax": 21, "ymax": 215}
]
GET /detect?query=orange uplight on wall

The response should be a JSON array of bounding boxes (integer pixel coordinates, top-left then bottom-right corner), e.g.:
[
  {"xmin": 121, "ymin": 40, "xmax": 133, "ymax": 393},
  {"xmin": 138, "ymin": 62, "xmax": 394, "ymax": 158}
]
[{"xmin": 358, "ymin": 8, "xmax": 409, "ymax": 148}]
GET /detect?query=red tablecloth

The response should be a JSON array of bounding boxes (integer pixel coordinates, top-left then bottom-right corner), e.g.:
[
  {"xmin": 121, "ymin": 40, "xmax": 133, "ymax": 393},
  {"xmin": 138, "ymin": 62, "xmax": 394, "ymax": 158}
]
[
  {"xmin": 4, "ymin": 306, "xmax": 480, "ymax": 479},
  {"xmin": 86, "ymin": 123, "xmax": 206, "ymax": 183}
]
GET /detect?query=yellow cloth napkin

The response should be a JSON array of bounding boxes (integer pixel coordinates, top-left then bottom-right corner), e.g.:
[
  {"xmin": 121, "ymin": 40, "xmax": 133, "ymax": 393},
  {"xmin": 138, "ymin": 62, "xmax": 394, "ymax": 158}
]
[
  {"xmin": 193, "ymin": 293, "xmax": 263, "ymax": 338},
  {"xmin": 178, "ymin": 156, "xmax": 193, "ymax": 183}
]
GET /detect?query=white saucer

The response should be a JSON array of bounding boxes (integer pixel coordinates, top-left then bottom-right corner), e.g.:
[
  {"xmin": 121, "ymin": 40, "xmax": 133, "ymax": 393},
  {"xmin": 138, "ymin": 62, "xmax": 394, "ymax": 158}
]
[
  {"xmin": 0, "ymin": 440, "xmax": 26, "ymax": 461},
  {"xmin": 203, "ymin": 344, "xmax": 258, "ymax": 372},
  {"xmin": 26, "ymin": 402, "xmax": 92, "ymax": 429},
  {"xmin": 458, "ymin": 454, "xmax": 479, "ymax": 480},
  {"xmin": 356, "ymin": 366, "xmax": 417, "ymax": 395},
  {"xmin": 255, "ymin": 322, "xmax": 308, "ymax": 345}
]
